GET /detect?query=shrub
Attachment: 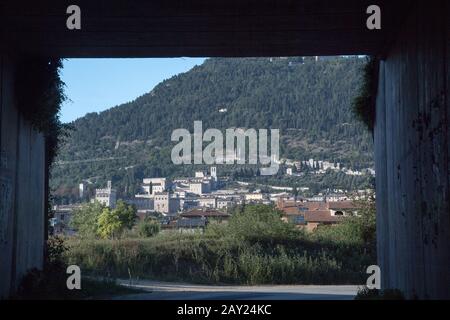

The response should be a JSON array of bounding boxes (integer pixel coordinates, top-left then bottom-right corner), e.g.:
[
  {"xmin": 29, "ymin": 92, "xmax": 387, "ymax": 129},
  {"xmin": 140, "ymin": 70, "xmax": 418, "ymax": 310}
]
[
  {"xmin": 137, "ymin": 218, "xmax": 160, "ymax": 238},
  {"xmin": 224, "ymin": 204, "xmax": 301, "ymax": 242},
  {"xmin": 13, "ymin": 236, "xmax": 139, "ymax": 299}
]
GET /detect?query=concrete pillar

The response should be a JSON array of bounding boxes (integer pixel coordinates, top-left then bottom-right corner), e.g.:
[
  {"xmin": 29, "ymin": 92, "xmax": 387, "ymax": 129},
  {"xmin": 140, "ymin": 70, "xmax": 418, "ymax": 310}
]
[
  {"xmin": 0, "ymin": 54, "xmax": 46, "ymax": 298},
  {"xmin": 375, "ymin": 0, "xmax": 450, "ymax": 299}
]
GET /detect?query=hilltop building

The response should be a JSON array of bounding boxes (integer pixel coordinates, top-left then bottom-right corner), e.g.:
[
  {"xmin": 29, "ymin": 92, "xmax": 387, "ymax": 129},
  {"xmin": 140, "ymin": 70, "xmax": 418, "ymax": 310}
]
[
  {"xmin": 79, "ymin": 182, "xmax": 86, "ymax": 199},
  {"xmin": 95, "ymin": 180, "xmax": 117, "ymax": 208},
  {"xmin": 141, "ymin": 177, "xmax": 170, "ymax": 196}
]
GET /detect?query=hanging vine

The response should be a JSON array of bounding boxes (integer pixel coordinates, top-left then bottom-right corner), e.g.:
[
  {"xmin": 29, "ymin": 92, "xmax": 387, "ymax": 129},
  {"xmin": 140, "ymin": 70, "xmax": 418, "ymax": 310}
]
[
  {"xmin": 14, "ymin": 56, "xmax": 72, "ymax": 233},
  {"xmin": 14, "ymin": 56, "xmax": 70, "ymax": 166},
  {"xmin": 351, "ymin": 56, "xmax": 380, "ymax": 133}
]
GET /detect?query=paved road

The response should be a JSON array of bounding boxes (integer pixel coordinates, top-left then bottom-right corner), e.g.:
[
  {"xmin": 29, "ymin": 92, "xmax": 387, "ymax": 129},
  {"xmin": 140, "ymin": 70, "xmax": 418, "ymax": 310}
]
[{"xmin": 114, "ymin": 279, "xmax": 359, "ymax": 300}]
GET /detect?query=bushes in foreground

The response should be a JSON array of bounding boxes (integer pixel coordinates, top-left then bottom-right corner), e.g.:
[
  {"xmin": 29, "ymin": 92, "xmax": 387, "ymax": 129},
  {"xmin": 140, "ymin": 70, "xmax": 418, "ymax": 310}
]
[
  {"xmin": 67, "ymin": 236, "xmax": 368, "ymax": 284},
  {"xmin": 65, "ymin": 204, "xmax": 376, "ymax": 285},
  {"xmin": 136, "ymin": 218, "xmax": 160, "ymax": 238},
  {"xmin": 14, "ymin": 236, "xmax": 139, "ymax": 300}
]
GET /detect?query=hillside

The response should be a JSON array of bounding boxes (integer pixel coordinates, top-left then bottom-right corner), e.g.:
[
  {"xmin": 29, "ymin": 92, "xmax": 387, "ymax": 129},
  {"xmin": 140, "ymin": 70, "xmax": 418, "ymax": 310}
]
[{"xmin": 51, "ymin": 57, "xmax": 373, "ymax": 200}]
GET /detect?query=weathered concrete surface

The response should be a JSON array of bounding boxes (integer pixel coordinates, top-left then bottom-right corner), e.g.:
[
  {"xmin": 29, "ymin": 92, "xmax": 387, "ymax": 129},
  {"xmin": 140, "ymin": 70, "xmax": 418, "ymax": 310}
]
[
  {"xmin": 0, "ymin": 55, "xmax": 46, "ymax": 299},
  {"xmin": 375, "ymin": 0, "xmax": 450, "ymax": 299},
  {"xmin": 1, "ymin": 0, "xmax": 408, "ymax": 58}
]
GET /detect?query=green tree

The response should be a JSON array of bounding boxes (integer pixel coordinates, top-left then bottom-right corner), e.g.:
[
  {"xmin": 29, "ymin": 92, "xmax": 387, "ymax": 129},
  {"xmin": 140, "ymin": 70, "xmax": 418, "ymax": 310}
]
[
  {"xmin": 314, "ymin": 195, "xmax": 376, "ymax": 247},
  {"xmin": 349, "ymin": 195, "xmax": 376, "ymax": 246},
  {"xmin": 70, "ymin": 201, "xmax": 104, "ymax": 238},
  {"xmin": 97, "ymin": 200, "xmax": 137, "ymax": 239},
  {"xmin": 228, "ymin": 204, "xmax": 299, "ymax": 242},
  {"xmin": 293, "ymin": 186, "xmax": 299, "ymax": 200}
]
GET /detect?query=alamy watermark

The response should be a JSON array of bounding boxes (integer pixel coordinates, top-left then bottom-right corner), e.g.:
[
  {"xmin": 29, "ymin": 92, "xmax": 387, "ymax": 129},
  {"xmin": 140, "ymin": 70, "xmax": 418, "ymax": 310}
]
[
  {"xmin": 66, "ymin": 265, "xmax": 81, "ymax": 290},
  {"xmin": 171, "ymin": 121, "xmax": 280, "ymax": 175},
  {"xmin": 366, "ymin": 265, "xmax": 381, "ymax": 289},
  {"xmin": 66, "ymin": 5, "xmax": 81, "ymax": 30},
  {"xmin": 366, "ymin": 5, "xmax": 381, "ymax": 30},
  {"xmin": 65, "ymin": 4, "xmax": 380, "ymax": 31}
]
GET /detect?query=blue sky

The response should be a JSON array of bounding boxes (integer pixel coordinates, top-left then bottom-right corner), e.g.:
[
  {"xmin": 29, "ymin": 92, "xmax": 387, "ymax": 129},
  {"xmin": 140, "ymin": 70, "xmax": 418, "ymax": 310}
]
[{"xmin": 60, "ymin": 58, "xmax": 206, "ymax": 123}]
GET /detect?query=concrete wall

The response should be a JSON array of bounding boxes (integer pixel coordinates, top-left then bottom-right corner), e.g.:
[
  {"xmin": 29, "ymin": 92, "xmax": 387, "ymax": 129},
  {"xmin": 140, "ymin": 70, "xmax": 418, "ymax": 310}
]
[
  {"xmin": 0, "ymin": 54, "xmax": 46, "ymax": 299},
  {"xmin": 375, "ymin": 0, "xmax": 450, "ymax": 299}
]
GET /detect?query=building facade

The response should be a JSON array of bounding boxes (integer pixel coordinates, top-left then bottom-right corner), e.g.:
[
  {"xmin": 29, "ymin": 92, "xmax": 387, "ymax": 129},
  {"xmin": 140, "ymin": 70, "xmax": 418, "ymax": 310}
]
[
  {"xmin": 95, "ymin": 180, "xmax": 117, "ymax": 208},
  {"xmin": 154, "ymin": 192, "xmax": 180, "ymax": 215}
]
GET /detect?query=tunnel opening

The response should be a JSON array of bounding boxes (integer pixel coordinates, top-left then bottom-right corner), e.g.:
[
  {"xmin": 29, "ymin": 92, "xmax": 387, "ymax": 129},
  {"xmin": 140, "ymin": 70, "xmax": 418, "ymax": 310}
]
[
  {"xmin": 44, "ymin": 55, "xmax": 377, "ymax": 291},
  {"xmin": 1, "ymin": 0, "xmax": 448, "ymax": 300}
]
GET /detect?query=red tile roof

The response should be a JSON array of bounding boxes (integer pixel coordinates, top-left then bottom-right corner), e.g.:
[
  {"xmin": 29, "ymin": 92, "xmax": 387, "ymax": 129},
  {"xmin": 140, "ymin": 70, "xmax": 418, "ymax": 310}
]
[
  {"xmin": 279, "ymin": 200, "xmax": 349, "ymax": 223},
  {"xmin": 328, "ymin": 201, "xmax": 356, "ymax": 210},
  {"xmin": 300, "ymin": 202, "xmax": 329, "ymax": 211},
  {"xmin": 304, "ymin": 211, "xmax": 341, "ymax": 223}
]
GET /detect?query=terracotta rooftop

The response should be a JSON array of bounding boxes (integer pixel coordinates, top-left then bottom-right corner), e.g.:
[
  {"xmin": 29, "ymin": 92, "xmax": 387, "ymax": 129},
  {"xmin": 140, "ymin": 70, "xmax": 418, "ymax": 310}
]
[
  {"xmin": 328, "ymin": 201, "xmax": 357, "ymax": 210},
  {"xmin": 282, "ymin": 208, "xmax": 342, "ymax": 223},
  {"xmin": 304, "ymin": 211, "xmax": 341, "ymax": 223},
  {"xmin": 300, "ymin": 202, "xmax": 329, "ymax": 211}
]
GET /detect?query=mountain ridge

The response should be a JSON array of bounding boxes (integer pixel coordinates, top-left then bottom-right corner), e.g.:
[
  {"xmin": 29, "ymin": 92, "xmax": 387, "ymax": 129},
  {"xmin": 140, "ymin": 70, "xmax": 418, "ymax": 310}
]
[{"xmin": 51, "ymin": 57, "xmax": 373, "ymax": 200}]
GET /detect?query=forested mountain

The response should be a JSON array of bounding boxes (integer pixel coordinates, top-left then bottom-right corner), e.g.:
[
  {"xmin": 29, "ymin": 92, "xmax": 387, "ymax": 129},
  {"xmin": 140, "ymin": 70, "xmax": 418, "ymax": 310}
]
[{"xmin": 51, "ymin": 57, "xmax": 373, "ymax": 200}]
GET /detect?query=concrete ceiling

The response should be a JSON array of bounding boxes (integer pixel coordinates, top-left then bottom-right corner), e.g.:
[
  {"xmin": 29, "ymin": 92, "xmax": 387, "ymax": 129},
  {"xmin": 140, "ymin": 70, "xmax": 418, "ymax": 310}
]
[{"xmin": 1, "ymin": 0, "xmax": 412, "ymax": 57}]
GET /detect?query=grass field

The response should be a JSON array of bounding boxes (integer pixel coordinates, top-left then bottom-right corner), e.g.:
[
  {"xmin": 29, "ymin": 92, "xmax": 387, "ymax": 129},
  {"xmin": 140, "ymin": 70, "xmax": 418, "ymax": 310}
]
[{"xmin": 65, "ymin": 204, "xmax": 376, "ymax": 285}]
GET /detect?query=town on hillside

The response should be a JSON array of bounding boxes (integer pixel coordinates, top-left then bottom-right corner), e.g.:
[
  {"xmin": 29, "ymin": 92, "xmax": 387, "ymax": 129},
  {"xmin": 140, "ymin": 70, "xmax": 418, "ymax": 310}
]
[{"xmin": 52, "ymin": 165, "xmax": 373, "ymax": 236}]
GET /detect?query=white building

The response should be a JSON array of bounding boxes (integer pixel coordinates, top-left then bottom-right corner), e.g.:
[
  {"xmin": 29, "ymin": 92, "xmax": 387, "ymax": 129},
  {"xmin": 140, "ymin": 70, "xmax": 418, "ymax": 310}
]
[
  {"xmin": 308, "ymin": 195, "xmax": 325, "ymax": 202},
  {"xmin": 245, "ymin": 193, "xmax": 264, "ymax": 201},
  {"xmin": 95, "ymin": 181, "xmax": 117, "ymax": 208},
  {"xmin": 211, "ymin": 166, "xmax": 217, "ymax": 181},
  {"xmin": 326, "ymin": 194, "xmax": 349, "ymax": 202},
  {"xmin": 198, "ymin": 197, "xmax": 217, "ymax": 208},
  {"xmin": 195, "ymin": 171, "xmax": 207, "ymax": 178},
  {"xmin": 142, "ymin": 177, "xmax": 170, "ymax": 195},
  {"xmin": 79, "ymin": 182, "xmax": 86, "ymax": 199},
  {"xmin": 217, "ymin": 199, "xmax": 233, "ymax": 210},
  {"xmin": 180, "ymin": 198, "xmax": 199, "ymax": 211}
]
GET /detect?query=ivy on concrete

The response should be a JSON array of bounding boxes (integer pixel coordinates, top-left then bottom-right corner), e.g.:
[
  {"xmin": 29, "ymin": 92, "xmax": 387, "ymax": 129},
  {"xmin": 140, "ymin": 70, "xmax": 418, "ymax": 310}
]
[
  {"xmin": 352, "ymin": 56, "xmax": 379, "ymax": 133},
  {"xmin": 14, "ymin": 56, "xmax": 70, "ymax": 165},
  {"xmin": 14, "ymin": 56, "xmax": 72, "ymax": 233}
]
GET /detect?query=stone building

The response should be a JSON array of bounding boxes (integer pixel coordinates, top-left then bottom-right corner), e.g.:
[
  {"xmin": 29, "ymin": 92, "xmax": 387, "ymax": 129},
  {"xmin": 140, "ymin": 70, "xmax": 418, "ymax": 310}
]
[{"xmin": 95, "ymin": 180, "xmax": 117, "ymax": 208}]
